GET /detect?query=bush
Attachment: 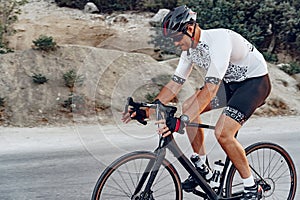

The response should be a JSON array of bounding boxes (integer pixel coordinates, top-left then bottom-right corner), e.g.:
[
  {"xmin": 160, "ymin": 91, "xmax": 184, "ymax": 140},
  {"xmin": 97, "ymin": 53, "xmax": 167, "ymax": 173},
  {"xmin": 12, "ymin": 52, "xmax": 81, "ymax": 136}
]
[
  {"xmin": 184, "ymin": 0, "xmax": 300, "ymax": 54},
  {"xmin": 0, "ymin": 0, "xmax": 27, "ymax": 54},
  {"xmin": 32, "ymin": 73, "xmax": 49, "ymax": 84},
  {"xmin": 54, "ymin": 0, "xmax": 177, "ymax": 12},
  {"xmin": 0, "ymin": 97, "xmax": 5, "ymax": 107},
  {"xmin": 55, "ymin": 0, "xmax": 88, "ymax": 9},
  {"xmin": 262, "ymin": 52, "xmax": 278, "ymax": 63},
  {"xmin": 145, "ymin": 92, "xmax": 159, "ymax": 102},
  {"xmin": 32, "ymin": 35, "xmax": 57, "ymax": 51},
  {"xmin": 150, "ymin": 0, "xmax": 300, "ymax": 59},
  {"xmin": 63, "ymin": 69, "xmax": 84, "ymax": 89},
  {"xmin": 137, "ymin": 0, "xmax": 177, "ymax": 12},
  {"xmin": 280, "ymin": 62, "xmax": 300, "ymax": 75},
  {"xmin": 62, "ymin": 93, "xmax": 85, "ymax": 112}
]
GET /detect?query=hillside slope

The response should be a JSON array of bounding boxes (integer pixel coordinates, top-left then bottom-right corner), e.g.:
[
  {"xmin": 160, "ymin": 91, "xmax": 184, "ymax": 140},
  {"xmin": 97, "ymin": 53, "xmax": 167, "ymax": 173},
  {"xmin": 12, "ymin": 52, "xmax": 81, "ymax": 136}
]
[{"xmin": 0, "ymin": 0, "xmax": 299, "ymax": 127}]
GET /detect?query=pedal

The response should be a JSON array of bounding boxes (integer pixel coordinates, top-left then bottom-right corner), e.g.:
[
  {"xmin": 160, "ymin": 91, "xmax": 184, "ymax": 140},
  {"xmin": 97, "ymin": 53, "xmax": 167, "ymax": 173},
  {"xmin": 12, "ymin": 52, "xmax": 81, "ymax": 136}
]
[
  {"xmin": 183, "ymin": 187, "xmax": 194, "ymax": 193},
  {"xmin": 191, "ymin": 188, "xmax": 207, "ymax": 198}
]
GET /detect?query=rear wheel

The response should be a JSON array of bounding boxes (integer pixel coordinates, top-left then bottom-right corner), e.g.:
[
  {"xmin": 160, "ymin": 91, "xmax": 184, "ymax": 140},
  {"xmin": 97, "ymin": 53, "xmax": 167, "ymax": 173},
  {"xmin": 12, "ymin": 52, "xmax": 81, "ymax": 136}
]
[
  {"xmin": 226, "ymin": 142, "xmax": 297, "ymax": 199},
  {"xmin": 92, "ymin": 151, "xmax": 182, "ymax": 200}
]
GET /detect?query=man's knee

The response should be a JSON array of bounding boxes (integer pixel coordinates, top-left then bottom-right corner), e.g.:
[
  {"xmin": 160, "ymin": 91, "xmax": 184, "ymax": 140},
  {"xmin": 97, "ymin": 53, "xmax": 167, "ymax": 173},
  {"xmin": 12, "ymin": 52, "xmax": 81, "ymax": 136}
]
[
  {"xmin": 215, "ymin": 129, "xmax": 233, "ymax": 146},
  {"xmin": 214, "ymin": 115, "xmax": 241, "ymax": 146}
]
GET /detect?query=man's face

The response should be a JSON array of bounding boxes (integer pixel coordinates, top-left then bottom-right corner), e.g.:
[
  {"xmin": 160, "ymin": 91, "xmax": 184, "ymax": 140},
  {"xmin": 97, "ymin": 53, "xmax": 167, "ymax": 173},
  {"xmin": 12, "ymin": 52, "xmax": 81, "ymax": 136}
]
[{"xmin": 170, "ymin": 32, "xmax": 191, "ymax": 51}]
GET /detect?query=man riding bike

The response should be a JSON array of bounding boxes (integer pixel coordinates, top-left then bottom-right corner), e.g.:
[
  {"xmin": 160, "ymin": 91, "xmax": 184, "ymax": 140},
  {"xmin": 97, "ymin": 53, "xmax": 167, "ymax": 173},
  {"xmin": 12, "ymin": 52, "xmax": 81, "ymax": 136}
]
[{"xmin": 122, "ymin": 5, "xmax": 271, "ymax": 200}]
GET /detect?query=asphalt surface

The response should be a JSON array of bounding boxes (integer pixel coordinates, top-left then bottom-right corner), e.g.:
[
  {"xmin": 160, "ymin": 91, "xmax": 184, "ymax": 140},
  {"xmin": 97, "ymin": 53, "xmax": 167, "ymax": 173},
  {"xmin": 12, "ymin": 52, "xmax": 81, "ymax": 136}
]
[{"xmin": 0, "ymin": 116, "xmax": 299, "ymax": 200}]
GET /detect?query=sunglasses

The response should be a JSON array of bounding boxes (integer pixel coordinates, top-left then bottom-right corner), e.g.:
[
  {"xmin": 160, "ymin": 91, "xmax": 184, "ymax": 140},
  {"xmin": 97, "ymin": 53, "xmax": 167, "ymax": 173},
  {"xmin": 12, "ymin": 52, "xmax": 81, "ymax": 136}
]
[{"xmin": 171, "ymin": 33, "xmax": 185, "ymax": 42}]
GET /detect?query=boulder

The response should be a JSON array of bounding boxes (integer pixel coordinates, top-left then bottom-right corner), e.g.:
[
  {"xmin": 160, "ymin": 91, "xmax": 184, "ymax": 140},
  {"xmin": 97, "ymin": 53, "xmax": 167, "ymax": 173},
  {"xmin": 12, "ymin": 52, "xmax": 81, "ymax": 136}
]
[
  {"xmin": 149, "ymin": 9, "xmax": 170, "ymax": 26},
  {"xmin": 83, "ymin": 2, "xmax": 99, "ymax": 13}
]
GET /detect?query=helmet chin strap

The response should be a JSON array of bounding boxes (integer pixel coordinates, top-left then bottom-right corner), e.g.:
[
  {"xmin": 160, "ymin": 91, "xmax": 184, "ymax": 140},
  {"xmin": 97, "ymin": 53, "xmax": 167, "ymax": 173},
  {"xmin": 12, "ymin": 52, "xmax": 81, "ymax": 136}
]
[
  {"xmin": 186, "ymin": 23, "xmax": 197, "ymax": 55},
  {"xmin": 190, "ymin": 23, "xmax": 197, "ymax": 48}
]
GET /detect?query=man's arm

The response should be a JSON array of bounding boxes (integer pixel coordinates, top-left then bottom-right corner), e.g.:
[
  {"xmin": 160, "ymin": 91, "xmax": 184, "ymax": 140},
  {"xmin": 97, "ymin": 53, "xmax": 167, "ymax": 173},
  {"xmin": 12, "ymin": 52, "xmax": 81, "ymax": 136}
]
[
  {"xmin": 156, "ymin": 79, "xmax": 183, "ymax": 104},
  {"xmin": 122, "ymin": 79, "xmax": 182, "ymax": 123},
  {"xmin": 183, "ymin": 82, "xmax": 220, "ymax": 122}
]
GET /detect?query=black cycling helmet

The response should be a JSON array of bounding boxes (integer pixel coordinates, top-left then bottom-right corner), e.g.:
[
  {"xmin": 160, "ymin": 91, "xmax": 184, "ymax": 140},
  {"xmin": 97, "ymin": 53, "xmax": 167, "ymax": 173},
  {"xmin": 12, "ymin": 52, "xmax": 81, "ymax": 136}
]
[{"xmin": 162, "ymin": 5, "xmax": 197, "ymax": 37}]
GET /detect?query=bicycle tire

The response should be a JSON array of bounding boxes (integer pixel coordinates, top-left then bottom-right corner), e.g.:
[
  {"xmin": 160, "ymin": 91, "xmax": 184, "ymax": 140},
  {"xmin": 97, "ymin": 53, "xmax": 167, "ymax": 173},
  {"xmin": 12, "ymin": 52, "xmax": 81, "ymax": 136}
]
[
  {"xmin": 92, "ymin": 151, "xmax": 182, "ymax": 200},
  {"xmin": 225, "ymin": 142, "xmax": 297, "ymax": 199}
]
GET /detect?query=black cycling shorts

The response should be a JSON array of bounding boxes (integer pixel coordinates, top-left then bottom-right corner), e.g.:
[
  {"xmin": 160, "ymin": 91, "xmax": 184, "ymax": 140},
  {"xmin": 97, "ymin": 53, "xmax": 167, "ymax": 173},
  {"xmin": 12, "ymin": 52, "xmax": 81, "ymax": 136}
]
[{"xmin": 212, "ymin": 74, "xmax": 271, "ymax": 125}]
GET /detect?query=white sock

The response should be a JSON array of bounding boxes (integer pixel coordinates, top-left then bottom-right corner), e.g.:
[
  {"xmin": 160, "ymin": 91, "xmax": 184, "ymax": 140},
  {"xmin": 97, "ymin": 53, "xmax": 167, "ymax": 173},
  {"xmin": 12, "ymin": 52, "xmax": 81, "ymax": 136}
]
[
  {"xmin": 199, "ymin": 155, "xmax": 207, "ymax": 163},
  {"xmin": 242, "ymin": 175, "xmax": 255, "ymax": 188},
  {"xmin": 191, "ymin": 153, "xmax": 205, "ymax": 167}
]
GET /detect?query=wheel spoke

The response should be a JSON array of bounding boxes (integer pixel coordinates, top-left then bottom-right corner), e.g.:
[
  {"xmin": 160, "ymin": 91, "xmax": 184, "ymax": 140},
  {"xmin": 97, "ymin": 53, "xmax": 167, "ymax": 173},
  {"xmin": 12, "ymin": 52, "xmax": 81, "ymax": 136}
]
[
  {"xmin": 92, "ymin": 152, "xmax": 181, "ymax": 200},
  {"xmin": 225, "ymin": 143, "xmax": 297, "ymax": 200}
]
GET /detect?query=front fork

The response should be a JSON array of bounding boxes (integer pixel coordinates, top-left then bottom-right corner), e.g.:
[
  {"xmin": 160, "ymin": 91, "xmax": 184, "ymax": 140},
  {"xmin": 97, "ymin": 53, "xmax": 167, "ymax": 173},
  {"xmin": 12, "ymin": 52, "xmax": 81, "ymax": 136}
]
[{"xmin": 131, "ymin": 146, "xmax": 167, "ymax": 200}]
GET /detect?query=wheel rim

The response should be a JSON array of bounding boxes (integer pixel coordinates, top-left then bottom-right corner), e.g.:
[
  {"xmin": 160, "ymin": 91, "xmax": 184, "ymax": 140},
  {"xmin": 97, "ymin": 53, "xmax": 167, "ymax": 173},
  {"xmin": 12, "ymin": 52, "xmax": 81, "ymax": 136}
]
[
  {"xmin": 228, "ymin": 144, "xmax": 296, "ymax": 199},
  {"xmin": 97, "ymin": 154, "xmax": 180, "ymax": 200}
]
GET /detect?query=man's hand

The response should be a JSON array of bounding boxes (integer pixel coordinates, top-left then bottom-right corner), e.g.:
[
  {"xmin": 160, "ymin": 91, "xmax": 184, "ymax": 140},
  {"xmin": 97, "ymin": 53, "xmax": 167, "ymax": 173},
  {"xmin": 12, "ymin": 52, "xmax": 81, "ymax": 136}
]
[
  {"xmin": 122, "ymin": 108, "xmax": 148, "ymax": 125},
  {"xmin": 156, "ymin": 116, "xmax": 186, "ymax": 137}
]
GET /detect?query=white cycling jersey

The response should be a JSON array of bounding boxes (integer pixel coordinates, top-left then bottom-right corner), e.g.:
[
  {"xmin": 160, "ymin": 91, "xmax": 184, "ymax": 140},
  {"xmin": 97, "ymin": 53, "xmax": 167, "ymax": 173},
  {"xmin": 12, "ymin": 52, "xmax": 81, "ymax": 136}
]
[{"xmin": 173, "ymin": 29, "xmax": 268, "ymax": 84}]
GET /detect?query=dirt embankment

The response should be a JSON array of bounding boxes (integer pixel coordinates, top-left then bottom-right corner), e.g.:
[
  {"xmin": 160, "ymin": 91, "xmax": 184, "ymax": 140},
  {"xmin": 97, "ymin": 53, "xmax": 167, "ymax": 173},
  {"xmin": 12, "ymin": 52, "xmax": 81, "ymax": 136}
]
[{"xmin": 0, "ymin": 0, "xmax": 299, "ymax": 127}]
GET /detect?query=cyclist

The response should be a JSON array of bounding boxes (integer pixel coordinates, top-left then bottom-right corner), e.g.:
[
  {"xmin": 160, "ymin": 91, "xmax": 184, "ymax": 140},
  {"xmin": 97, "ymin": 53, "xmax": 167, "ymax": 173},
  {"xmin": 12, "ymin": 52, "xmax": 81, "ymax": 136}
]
[{"xmin": 122, "ymin": 5, "xmax": 271, "ymax": 200}]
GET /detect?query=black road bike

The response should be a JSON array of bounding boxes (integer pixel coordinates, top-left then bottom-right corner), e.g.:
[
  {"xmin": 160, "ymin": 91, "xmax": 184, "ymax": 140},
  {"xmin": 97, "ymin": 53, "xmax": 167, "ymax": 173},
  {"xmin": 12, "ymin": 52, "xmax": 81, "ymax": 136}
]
[{"xmin": 92, "ymin": 97, "xmax": 297, "ymax": 200}]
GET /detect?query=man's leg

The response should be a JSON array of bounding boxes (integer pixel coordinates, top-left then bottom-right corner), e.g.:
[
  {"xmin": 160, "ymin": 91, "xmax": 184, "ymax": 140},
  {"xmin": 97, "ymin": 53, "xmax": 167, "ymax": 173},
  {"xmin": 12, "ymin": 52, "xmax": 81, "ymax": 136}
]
[
  {"xmin": 182, "ymin": 93, "xmax": 212, "ymax": 155},
  {"xmin": 215, "ymin": 113, "xmax": 250, "ymax": 178},
  {"xmin": 215, "ymin": 114, "xmax": 263, "ymax": 199},
  {"xmin": 181, "ymin": 94, "xmax": 213, "ymax": 191},
  {"xmin": 186, "ymin": 116, "xmax": 205, "ymax": 154}
]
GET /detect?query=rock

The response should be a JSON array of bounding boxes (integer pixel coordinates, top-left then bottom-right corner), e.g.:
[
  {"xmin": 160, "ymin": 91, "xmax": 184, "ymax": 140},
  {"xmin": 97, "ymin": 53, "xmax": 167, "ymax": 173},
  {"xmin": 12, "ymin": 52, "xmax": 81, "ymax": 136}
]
[
  {"xmin": 113, "ymin": 15, "xmax": 129, "ymax": 23},
  {"xmin": 255, "ymin": 64, "xmax": 300, "ymax": 116},
  {"xmin": 149, "ymin": 9, "xmax": 170, "ymax": 26},
  {"xmin": 83, "ymin": 2, "xmax": 99, "ymax": 14},
  {"xmin": 292, "ymin": 73, "xmax": 300, "ymax": 83}
]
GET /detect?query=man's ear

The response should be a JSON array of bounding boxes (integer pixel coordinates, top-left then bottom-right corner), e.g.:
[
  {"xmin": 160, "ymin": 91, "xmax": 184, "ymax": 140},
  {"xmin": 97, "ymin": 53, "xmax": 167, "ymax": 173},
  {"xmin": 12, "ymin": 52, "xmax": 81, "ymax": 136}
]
[{"xmin": 187, "ymin": 24, "xmax": 195, "ymax": 35}]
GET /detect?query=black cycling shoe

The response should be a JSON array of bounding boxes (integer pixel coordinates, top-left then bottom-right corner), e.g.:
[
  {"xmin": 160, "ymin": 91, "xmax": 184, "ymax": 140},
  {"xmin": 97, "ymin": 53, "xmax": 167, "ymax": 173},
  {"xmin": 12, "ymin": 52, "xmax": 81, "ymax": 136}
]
[
  {"xmin": 241, "ymin": 184, "xmax": 263, "ymax": 200},
  {"xmin": 182, "ymin": 175, "xmax": 199, "ymax": 192},
  {"xmin": 181, "ymin": 166, "xmax": 211, "ymax": 192}
]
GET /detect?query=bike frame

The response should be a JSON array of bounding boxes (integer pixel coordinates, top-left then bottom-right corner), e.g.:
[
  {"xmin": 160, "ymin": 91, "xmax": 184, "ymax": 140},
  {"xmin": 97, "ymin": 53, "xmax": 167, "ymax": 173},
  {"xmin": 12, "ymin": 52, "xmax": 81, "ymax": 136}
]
[
  {"xmin": 146, "ymin": 132, "xmax": 241, "ymax": 200},
  {"xmin": 104, "ymin": 97, "xmax": 296, "ymax": 200},
  {"xmin": 126, "ymin": 98, "xmax": 241, "ymax": 199}
]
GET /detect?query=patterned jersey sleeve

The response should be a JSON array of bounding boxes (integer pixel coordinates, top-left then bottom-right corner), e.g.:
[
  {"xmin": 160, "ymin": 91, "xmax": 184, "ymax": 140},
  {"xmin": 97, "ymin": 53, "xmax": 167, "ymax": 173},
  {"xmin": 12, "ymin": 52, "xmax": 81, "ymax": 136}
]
[{"xmin": 172, "ymin": 51, "xmax": 193, "ymax": 84}]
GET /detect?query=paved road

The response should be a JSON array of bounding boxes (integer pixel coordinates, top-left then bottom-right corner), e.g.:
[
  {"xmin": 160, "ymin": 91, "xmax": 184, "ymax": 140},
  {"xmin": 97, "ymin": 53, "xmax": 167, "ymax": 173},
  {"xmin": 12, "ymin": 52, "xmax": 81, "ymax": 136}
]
[{"xmin": 0, "ymin": 116, "xmax": 299, "ymax": 200}]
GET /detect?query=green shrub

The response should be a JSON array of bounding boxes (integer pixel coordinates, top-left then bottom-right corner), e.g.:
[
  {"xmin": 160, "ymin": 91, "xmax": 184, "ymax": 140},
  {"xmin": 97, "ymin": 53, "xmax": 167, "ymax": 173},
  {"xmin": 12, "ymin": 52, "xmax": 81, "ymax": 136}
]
[
  {"xmin": 0, "ymin": 97, "xmax": 5, "ymax": 107},
  {"xmin": 0, "ymin": 42, "xmax": 14, "ymax": 54},
  {"xmin": 63, "ymin": 69, "xmax": 84, "ymax": 89},
  {"xmin": 145, "ymin": 74, "xmax": 173, "ymax": 102},
  {"xmin": 55, "ymin": 0, "xmax": 88, "ymax": 9},
  {"xmin": 145, "ymin": 92, "xmax": 159, "ymax": 102},
  {"xmin": 32, "ymin": 73, "xmax": 49, "ymax": 84},
  {"xmin": 0, "ymin": 0, "xmax": 27, "ymax": 54},
  {"xmin": 138, "ymin": 0, "xmax": 177, "ymax": 12},
  {"xmin": 262, "ymin": 52, "xmax": 278, "ymax": 63},
  {"xmin": 32, "ymin": 35, "xmax": 57, "ymax": 51},
  {"xmin": 150, "ymin": 0, "xmax": 300, "ymax": 59},
  {"xmin": 63, "ymin": 93, "xmax": 85, "ymax": 112},
  {"xmin": 54, "ymin": 0, "xmax": 176, "ymax": 12},
  {"xmin": 280, "ymin": 62, "xmax": 300, "ymax": 75}
]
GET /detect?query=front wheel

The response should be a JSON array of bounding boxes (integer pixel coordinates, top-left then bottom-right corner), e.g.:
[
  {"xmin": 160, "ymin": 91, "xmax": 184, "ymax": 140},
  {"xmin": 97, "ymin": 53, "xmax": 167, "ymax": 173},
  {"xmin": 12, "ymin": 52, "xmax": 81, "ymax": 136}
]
[
  {"xmin": 225, "ymin": 142, "xmax": 297, "ymax": 199},
  {"xmin": 92, "ymin": 151, "xmax": 182, "ymax": 200}
]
